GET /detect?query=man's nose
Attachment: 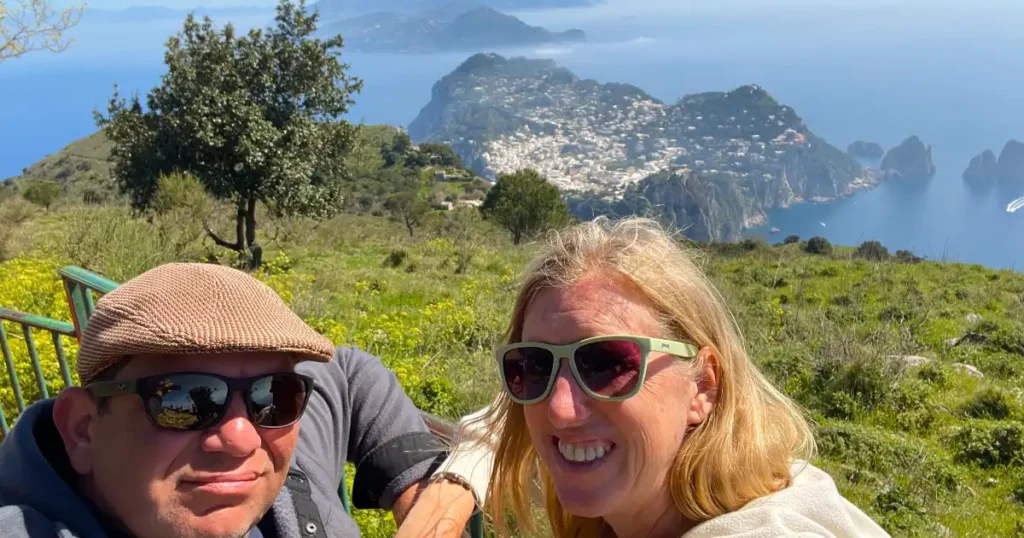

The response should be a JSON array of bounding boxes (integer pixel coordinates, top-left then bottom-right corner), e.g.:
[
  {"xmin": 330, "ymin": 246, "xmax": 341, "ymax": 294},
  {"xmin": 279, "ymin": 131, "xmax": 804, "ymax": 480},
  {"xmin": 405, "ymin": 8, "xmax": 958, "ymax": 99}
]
[
  {"xmin": 547, "ymin": 360, "xmax": 592, "ymax": 429},
  {"xmin": 201, "ymin": 393, "xmax": 261, "ymax": 457}
]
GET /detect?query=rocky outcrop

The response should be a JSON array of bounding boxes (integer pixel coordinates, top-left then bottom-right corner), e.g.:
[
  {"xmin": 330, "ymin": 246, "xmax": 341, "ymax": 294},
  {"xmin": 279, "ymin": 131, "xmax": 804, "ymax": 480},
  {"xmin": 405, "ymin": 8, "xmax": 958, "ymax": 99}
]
[
  {"xmin": 321, "ymin": 5, "xmax": 585, "ymax": 53},
  {"xmin": 847, "ymin": 140, "xmax": 884, "ymax": 159},
  {"xmin": 997, "ymin": 139, "xmax": 1024, "ymax": 182},
  {"xmin": 411, "ymin": 53, "xmax": 870, "ymax": 242},
  {"xmin": 881, "ymin": 135, "xmax": 936, "ymax": 181},
  {"xmin": 963, "ymin": 149, "xmax": 999, "ymax": 186}
]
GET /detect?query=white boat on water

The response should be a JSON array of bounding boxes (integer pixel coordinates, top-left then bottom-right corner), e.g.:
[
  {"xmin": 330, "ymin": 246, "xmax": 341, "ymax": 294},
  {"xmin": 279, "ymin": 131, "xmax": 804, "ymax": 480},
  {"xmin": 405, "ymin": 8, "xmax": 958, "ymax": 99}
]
[{"xmin": 1008, "ymin": 195, "xmax": 1024, "ymax": 213}]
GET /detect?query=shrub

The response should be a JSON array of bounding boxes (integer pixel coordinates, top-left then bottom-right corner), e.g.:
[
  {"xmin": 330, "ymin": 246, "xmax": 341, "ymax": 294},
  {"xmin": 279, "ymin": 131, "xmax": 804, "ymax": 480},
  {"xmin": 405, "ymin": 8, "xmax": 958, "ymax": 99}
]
[
  {"xmin": 383, "ymin": 249, "xmax": 408, "ymax": 268},
  {"xmin": 1014, "ymin": 481, "xmax": 1024, "ymax": 505},
  {"xmin": 0, "ymin": 198, "xmax": 36, "ymax": 262},
  {"xmin": 950, "ymin": 423, "xmax": 1024, "ymax": 468},
  {"xmin": 783, "ymin": 234, "xmax": 800, "ymax": 245},
  {"xmin": 804, "ymin": 236, "xmax": 832, "ymax": 255},
  {"xmin": 895, "ymin": 249, "xmax": 923, "ymax": 263},
  {"xmin": 873, "ymin": 482, "xmax": 923, "ymax": 517},
  {"xmin": 817, "ymin": 422, "xmax": 962, "ymax": 493},
  {"xmin": 961, "ymin": 388, "xmax": 1017, "ymax": 420},
  {"xmin": 855, "ymin": 240, "xmax": 890, "ymax": 261},
  {"xmin": 738, "ymin": 238, "xmax": 763, "ymax": 251},
  {"xmin": 21, "ymin": 180, "xmax": 62, "ymax": 210}
]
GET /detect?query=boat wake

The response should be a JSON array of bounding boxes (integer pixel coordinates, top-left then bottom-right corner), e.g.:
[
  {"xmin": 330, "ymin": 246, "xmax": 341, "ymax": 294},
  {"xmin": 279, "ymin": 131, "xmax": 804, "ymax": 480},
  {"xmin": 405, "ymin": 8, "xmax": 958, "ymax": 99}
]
[{"xmin": 1008, "ymin": 195, "xmax": 1024, "ymax": 213}]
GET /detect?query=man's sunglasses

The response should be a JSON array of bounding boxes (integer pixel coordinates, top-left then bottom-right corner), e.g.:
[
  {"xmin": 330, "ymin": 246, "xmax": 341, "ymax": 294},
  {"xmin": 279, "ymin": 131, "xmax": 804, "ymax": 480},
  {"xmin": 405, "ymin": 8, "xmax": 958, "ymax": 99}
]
[
  {"xmin": 86, "ymin": 372, "xmax": 314, "ymax": 431},
  {"xmin": 496, "ymin": 335, "xmax": 699, "ymax": 404}
]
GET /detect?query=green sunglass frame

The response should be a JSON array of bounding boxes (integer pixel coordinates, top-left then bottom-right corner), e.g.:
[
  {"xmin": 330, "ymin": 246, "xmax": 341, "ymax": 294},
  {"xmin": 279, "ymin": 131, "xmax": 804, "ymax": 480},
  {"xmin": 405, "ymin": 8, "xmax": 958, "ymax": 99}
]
[{"xmin": 495, "ymin": 335, "xmax": 700, "ymax": 404}]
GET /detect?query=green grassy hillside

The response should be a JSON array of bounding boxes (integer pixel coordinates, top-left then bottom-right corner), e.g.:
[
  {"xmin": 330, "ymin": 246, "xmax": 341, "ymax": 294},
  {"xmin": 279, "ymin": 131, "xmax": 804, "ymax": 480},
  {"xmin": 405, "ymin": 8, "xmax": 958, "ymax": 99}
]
[
  {"xmin": 4, "ymin": 131, "xmax": 114, "ymax": 186},
  {"xmin": 2, "ymin": 198, "xmax": 1022, "ymax": 537}
]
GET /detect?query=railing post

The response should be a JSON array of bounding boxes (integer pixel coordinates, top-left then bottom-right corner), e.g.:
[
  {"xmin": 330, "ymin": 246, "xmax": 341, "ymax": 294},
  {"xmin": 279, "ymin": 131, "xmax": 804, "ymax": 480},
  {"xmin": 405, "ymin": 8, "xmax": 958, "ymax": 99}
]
[
  {"xmin": 21, "ymin": 325, "xmax": 49, "ymax": 400},
  {"xmin": 63, "ymin": 280, "xmax": 92, "ymax": 342},
  {"xmin": 0, "ymin": 321, "xmax": 26, "ymax": 413},
  {"xmin": 52, "ymin": 332, "xmax": 74, "ymax": 389}
]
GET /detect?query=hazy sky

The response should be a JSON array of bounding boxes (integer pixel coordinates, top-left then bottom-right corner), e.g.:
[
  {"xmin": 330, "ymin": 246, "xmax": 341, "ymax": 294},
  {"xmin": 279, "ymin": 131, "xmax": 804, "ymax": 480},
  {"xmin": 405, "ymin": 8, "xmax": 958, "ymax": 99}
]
[
  {"xmin": 60, "ymin": 0, "xmax": 1024, "ymax": 12},
  {"xmin": 61, "ymin": 0, "xmax": 278, "ymax": 8}
]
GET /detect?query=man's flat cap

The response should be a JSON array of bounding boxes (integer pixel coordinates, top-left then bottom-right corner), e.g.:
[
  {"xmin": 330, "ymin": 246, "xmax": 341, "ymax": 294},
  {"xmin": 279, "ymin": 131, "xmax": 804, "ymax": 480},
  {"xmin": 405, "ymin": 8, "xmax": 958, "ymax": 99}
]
[{"xmin": 76, "ymin": 262, "xmax": 334, "ymax": 384}]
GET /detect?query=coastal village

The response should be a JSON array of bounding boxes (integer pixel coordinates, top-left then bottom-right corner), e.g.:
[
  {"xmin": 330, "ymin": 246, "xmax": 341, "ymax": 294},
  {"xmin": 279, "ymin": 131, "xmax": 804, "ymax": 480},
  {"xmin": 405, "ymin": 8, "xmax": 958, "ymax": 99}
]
[{"xmin": 436, "ymin": 62, "xmax": 877, "ymax": 198}]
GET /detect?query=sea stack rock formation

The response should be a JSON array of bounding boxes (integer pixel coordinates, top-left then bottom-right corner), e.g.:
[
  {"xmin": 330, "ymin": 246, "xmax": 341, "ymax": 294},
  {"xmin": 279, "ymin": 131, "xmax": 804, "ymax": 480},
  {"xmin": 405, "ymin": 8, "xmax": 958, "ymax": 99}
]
[
  {"xmin": 881, "ymin": 135, "xmax": 936, "ymax": 181},
  {"xmin": 997, "ymin": 139, "xmax": 1024, "ymax": 183},
  {"xmin": 963, "ymin": 149, "xmax": 999, "ymax": 186}
]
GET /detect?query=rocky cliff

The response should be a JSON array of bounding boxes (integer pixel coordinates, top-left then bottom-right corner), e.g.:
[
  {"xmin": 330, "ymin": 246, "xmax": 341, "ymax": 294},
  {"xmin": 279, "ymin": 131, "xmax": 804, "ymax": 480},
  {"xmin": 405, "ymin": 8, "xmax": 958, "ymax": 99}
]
[
  {"xmin": 847, "ymin": 140, "xmax": 884, "ymax": 159},
  {"xmin": 410, "ymin": 53, "xmax": 872, "ymax": 241},
  {"xmin": 963, "ymin": 149, "xmax": 999, "ymax": 186},
  {"xmin": 881, "ymin": 136, "xmax": 936, "ymax": 181},
  {"xmin": 997, "ymin": 139, "xmax": 1024, "ymax": 183},
  {"xmin": 321, "ymin": 5, "xmax": 585, "ymax": 53}
]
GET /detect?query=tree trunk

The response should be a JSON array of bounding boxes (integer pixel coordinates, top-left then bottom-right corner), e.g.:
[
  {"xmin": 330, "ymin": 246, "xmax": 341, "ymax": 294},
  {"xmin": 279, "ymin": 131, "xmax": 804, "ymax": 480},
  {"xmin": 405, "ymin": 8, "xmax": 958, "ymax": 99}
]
[
  {"xmin": 205, "ymin": 198, "xmax": 261, "ymax": 269},
  {"xmin": 206, "ymin": 200, "xmax": 245, "ymax": 251},
  {"xmin": 405, "ymin": 213, "xmax": 415, "ymax": 238},
  {"xmin": 244, "ymin": 197, "xmax": 262, "ymax": 269}
]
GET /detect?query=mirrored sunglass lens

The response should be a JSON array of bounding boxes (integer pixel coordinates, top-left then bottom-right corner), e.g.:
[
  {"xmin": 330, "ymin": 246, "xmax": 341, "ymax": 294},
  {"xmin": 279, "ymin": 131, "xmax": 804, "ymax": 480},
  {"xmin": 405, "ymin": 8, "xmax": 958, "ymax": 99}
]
[
  {"xmin": 249, "ymin": 374, "xmax": 309, "ymax": 427},
  {"xmin": 575, "ymin": 340, "xmax": 643, "ymax": 398},
  {"xmin": 148, "ymin": 374, "xmax": 229, "ymax": 430},
  {"xmin": 502, "ymin": 347, "xmax": 555, "ymax": 401}
]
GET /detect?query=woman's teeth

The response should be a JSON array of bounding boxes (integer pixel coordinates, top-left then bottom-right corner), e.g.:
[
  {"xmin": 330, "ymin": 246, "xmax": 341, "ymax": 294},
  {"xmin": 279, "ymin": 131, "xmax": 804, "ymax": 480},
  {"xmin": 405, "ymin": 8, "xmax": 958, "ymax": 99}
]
[{"xmin": 557, "ymin": 440, "xmax": 613, "ymax": 463}]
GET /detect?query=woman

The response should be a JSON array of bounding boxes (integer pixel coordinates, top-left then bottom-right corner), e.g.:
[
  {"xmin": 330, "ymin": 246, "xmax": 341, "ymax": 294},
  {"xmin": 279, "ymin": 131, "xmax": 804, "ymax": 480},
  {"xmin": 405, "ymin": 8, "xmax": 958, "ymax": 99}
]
[{"xmin": 468, "ymin": 217, "xmax": 889, "ymax": 538}]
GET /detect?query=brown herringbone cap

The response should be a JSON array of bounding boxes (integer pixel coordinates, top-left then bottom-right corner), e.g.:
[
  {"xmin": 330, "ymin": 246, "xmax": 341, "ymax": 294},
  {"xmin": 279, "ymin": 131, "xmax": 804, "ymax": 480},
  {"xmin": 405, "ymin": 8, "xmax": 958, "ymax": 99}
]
[{"xmin": 76, "ymin": 262, "xmax": 335, "ymax": 385}]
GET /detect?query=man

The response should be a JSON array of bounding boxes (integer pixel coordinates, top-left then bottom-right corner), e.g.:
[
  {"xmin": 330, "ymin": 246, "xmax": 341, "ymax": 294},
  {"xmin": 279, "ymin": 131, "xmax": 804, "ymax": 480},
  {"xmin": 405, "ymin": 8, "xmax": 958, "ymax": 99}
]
[{"xmin": 0, "ymin": 262, "xmax": 486, "ymax": 537}]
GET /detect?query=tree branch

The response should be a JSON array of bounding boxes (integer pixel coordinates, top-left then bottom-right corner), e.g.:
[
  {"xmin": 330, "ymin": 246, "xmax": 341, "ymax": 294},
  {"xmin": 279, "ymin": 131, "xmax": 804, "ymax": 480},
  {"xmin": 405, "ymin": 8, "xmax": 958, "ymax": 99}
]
[{"xmin": 204, "ymin": 224, "xmax": 242, "ymax": 250}]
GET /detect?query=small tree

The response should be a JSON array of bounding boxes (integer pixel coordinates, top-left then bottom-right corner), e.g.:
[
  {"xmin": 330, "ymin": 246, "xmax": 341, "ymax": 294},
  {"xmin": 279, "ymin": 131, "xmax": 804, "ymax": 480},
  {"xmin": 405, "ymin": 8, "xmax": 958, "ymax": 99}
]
[
  {"xmin": 385, "ymin": 190, "xmax": 429, "ymax": 237},
  {"xmin": 804, "ymin": 236, "xmax": 832, "ymax": 255},
  {"xmin": 783, "ymin": 234, "xmax": 800, "ymax": 245},
  {"xmin": 21, "ymin": 179, "xmax": 61, "ymax": 210},
  {"xmin": 855, "ymin": 240, "xmax": 889, "ymax": 261},
  {"xmin": 1, "ymin": 0, "xmax": 84, "ymax": 62},
  {"xmin": 481, "ymin": 169, "xmax": 568, "ymax": 245},
  {"xmin": 94, "ymin": 0, "xmax": 362, "ymax": 269},
  {"xmin": 0, "ymin": 197, "xmax": 35, "ymax": 260}
]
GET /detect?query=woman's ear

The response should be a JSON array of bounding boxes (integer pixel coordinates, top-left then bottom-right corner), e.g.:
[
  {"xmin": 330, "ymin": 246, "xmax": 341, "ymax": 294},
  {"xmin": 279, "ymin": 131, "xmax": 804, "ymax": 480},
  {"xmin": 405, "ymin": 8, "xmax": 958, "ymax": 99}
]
[{"xmin": 687, "ymin": 346, "xmax": 720, "ymax": 427}]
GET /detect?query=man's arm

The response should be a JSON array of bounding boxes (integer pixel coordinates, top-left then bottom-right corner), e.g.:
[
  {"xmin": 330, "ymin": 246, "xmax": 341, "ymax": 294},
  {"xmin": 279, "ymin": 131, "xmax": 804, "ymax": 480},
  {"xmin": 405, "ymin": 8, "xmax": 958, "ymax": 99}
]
[{"xmin": 295, "ymin": 348, "xmax": 445, "ymax": 506}]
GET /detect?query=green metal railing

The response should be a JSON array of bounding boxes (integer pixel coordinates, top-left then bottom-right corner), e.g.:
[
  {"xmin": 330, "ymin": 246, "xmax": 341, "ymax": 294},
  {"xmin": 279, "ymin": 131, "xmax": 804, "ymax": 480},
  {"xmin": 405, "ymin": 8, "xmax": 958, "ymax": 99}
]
[
  {"xmin": 0, "ymin": 308, "xmax": 77, "ymax": 434},
  {"xmin": 1, "ymin": 265, "xmax": 484, "ymax": 535}
]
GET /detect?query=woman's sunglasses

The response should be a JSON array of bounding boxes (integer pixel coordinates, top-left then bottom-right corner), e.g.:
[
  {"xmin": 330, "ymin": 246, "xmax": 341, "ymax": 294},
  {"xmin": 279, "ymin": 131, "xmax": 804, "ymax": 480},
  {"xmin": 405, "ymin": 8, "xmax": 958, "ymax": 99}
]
[
  {"xmin": 86, "ymin": 371, "xmax": 314, "ymax": 431},
  {"xmin": 496, "ymin": 335, "xmax": 699, "ymax": 404}
]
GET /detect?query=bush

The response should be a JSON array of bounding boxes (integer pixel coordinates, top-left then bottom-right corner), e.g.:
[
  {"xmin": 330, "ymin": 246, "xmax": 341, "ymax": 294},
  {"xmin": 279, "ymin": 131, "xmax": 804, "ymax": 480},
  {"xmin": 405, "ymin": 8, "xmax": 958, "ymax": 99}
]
[
  {"xmin": 151, "ymin": 172, "xmax": 212, "ymax": 216},
  {"xmin": 895, "ymin": 249, "xmax": 923, "ymax": 263},
  {"xmin": 950, "ymin": 423, "xmax": 1024, "ymax": 468},
  {"xmin": 0, "ymin": 198, "xmax": 36, "ymax": 261},
  {"xmin": 961, "ymin": 388, "xmax": 1018, "ymax": 420},
  {"xmin": 383, "ymin": 249, "xmax": 408, "ymax": 268},
  {"xmin": 21, "ymin": 180, "xmax": 62, "ymax": 210},
  {"xmin": 738, "ymin": 238, "xmax": 764, "ymax": 251},
  {"xmin": 804, "ymin": 236, "xmax": 832, "ymax": 255},
  {"xmin": 783, "ymin": 234, "xmax": 800, "ymax": 245},
  {"xmin": 856, "ymin": 240, "xmax": 890, "ymax": 261}
]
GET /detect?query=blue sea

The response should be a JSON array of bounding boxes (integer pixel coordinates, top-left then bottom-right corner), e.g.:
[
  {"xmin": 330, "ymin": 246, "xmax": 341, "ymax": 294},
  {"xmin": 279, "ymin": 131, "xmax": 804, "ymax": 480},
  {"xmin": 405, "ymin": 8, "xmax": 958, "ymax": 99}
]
[{"xmin": 2, "ymin": 0, "xmax": 1022, "ymax": 269}]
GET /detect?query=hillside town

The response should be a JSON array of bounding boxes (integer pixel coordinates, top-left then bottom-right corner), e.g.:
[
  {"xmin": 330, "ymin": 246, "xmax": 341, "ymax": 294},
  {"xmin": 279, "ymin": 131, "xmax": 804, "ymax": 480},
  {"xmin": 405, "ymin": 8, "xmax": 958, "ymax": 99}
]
[{"xmin": 429, "ymin": 60, "xmax": 874, "ymax": 197}]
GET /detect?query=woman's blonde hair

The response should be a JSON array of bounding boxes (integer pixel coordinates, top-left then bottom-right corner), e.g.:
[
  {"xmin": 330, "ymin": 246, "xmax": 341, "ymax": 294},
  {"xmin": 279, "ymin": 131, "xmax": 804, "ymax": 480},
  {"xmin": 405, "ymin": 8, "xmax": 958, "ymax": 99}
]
[{"xmin": 482, "ymin": 217, "xmax": 815, "ymax": 538}]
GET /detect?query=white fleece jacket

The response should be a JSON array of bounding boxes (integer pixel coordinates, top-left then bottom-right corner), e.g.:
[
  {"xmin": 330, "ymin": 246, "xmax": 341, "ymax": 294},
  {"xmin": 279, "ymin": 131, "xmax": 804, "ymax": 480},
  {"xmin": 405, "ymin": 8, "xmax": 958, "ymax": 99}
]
[{"xmin": 682, "ymin": 461, "xmax": 891, "ymax": 538}]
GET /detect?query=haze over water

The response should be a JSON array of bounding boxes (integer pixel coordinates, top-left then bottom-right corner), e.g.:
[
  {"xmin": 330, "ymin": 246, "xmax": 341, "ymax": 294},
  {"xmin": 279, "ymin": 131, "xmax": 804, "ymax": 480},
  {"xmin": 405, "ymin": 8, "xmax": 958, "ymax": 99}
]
[{"xmin": 2, "ymin": 0, "xmax": 1022, "ymax": 269}]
